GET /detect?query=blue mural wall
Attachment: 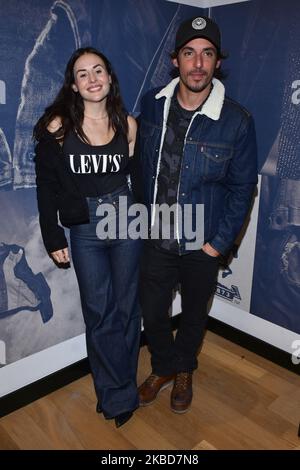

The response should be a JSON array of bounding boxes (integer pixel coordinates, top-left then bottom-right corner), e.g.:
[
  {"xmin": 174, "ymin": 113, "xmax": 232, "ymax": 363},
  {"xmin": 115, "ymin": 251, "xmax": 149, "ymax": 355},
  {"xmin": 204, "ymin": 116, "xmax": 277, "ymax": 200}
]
[
  {"xmin": 0, "ymin": 0, "xmax": 201, "ymax": 368},
  {"xmin": 212, "ymin": 0, "xmax": 300, "ymax": 334},
  {"xmin": 0, "ymin": 0, "xmax": 299, "ymax": 382}
]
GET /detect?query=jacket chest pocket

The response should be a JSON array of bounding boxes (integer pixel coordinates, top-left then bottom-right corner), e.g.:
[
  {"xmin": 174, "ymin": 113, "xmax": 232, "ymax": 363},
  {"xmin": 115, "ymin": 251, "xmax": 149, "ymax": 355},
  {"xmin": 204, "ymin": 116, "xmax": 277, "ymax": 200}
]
[
  {"xmin": 139, "ymin": 121, "xmax": 162, "ymax": 169},
  {"xmin": 194, "ymin": 144, "xmax": 233, "ymax": 181},
  {"xmin": 139, "ymin": 121, "xmax": 162, "ymax": 153}
]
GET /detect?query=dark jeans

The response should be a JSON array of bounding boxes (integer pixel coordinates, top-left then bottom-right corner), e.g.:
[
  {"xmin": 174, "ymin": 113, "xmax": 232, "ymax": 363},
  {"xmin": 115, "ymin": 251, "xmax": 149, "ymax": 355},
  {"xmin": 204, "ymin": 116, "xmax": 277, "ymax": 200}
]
[
  {"xmin": 70, "ymin": 185, "xmax": 141, "ymax": 419},
  {"xmin": 140, "ymin": 243, "xmax": 219, "ymax": 376}
]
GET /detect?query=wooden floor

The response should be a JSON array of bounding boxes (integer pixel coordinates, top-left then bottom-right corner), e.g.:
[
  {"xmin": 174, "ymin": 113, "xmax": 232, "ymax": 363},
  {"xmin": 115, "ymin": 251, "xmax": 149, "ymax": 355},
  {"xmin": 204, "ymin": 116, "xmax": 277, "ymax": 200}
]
[{"xmin": 0, "ymin": 330, "xmax": 299, "ymax": 450}]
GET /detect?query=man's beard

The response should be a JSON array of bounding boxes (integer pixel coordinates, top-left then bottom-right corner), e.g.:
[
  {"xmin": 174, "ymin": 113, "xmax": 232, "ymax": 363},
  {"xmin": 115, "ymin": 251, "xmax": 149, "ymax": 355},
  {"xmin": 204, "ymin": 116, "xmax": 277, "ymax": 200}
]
[{"xmin": 182, "ymin": 69, "xmax": 212, "ymax": 93}]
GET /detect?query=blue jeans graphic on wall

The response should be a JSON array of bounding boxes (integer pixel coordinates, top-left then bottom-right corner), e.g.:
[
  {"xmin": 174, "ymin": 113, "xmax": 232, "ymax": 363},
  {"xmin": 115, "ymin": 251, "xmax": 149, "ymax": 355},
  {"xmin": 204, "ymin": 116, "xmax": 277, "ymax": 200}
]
[{"xmin": 0, "ymin": 243, "xmax": 53, "ymax": 323}]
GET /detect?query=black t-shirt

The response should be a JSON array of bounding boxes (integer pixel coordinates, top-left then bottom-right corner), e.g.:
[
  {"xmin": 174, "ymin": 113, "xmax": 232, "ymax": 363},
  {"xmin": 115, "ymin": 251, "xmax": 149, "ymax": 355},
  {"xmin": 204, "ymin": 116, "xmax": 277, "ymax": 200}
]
[
  {"xmin": 63, "ymin": 130, "xmax": 129, "ymax": 196},
  {"xmin": 153, "ymin": 93, "xmax": 194, "ymax": 252}
]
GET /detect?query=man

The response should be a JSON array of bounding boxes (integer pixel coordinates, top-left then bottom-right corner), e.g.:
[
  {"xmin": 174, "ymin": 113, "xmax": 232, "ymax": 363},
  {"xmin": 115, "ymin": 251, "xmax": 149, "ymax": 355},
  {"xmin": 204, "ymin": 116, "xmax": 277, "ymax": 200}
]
[{"xmin": 138, "ymin": 16, "xmax": 257, "ymax": 413}]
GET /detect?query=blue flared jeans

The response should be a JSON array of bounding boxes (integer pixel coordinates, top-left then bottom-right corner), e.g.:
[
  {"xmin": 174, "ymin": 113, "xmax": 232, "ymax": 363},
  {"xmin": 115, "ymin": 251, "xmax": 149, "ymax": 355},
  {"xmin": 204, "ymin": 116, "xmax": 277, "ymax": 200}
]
[{"xmin": 70, "ymin": 185, "xmax": 141, "ymax": 419}]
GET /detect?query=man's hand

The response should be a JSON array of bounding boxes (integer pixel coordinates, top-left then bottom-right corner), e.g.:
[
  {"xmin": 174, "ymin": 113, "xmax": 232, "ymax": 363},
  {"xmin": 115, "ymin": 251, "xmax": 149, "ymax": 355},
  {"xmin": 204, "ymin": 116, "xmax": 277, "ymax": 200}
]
[
  {"xmin": 51, "ymin": 247, "xmax": 70, "ymax": 265},
  {"xmin": 202, "ymin": 242, "xmax": 220, "ymax": 257}
]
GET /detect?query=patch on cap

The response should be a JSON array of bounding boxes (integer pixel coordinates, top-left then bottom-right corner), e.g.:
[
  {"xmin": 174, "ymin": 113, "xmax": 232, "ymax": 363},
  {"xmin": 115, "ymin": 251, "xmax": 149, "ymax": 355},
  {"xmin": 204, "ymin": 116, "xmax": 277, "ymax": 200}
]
[
  {"xmin": 192, "ymin": 17, "xmax": 207, "ymax": 30},
  {"xmin": 175, "ymin": 16, "xmax": 221, "ymax": 52}
]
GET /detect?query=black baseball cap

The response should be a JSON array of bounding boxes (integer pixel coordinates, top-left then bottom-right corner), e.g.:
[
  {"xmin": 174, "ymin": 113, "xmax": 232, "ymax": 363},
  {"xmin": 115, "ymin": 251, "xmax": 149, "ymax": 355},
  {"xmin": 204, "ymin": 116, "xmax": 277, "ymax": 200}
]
[{"xmin": 175, "ymin": 16, "xmax": 221, "ymax": 53}]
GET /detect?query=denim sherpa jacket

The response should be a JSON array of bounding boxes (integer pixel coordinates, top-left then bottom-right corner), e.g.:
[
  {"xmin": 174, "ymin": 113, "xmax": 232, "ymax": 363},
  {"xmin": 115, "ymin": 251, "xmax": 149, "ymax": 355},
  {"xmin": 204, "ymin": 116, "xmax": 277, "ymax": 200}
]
[{"xmin": 138, "ymin": 77, "xmax": 258, "ymax": 255}]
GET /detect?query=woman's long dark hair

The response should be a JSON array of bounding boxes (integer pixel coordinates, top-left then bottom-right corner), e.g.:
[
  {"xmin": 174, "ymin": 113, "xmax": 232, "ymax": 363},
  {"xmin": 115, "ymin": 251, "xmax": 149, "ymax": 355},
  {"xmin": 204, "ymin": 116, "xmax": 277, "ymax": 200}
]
[{"xmin": 33, "ymin": 47, "xmax": 128, "ymax": 143}]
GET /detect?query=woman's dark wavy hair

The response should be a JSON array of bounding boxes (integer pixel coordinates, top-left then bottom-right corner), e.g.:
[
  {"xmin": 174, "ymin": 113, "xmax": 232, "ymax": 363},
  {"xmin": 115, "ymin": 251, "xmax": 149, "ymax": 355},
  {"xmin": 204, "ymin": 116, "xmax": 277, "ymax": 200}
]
[{"xmin": 33, "ymin": 47, "xmax": 128, "ymax": 143}]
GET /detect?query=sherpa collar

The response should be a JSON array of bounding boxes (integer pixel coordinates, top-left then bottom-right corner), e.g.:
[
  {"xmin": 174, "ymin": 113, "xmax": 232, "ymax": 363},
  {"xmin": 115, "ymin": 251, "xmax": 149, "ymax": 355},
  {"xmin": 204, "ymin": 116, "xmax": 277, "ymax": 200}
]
[{"xmin": 155, "ymin": 77, "xmax": 225, "ymax": 121}]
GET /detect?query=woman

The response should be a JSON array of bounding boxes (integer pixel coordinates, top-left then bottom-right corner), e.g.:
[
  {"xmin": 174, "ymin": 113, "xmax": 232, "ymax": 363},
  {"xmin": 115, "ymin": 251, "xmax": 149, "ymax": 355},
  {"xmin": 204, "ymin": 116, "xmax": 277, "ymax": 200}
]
[{"xmin": 34, "ymin": 47, "xmax": 141, "ymax": 428}]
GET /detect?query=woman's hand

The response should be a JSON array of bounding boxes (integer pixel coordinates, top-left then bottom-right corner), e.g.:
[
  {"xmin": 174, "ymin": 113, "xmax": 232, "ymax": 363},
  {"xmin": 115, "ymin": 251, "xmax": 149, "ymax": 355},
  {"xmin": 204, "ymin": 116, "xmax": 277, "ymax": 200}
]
[{"xmin": 51, "ymin": 247, "xmax": 70, "ymax": 265}]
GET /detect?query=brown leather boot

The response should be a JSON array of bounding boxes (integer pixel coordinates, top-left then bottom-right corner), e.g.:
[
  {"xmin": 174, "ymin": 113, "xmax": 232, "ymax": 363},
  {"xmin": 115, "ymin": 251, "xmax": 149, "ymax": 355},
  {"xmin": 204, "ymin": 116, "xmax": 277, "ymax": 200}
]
[
  {"xmin": 138, "ymin": 374, "xmax": 175, "ymax": 406},
  {"xmin": 170, "ymin": 372, "xmax": 193, "ymax": 413}
]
